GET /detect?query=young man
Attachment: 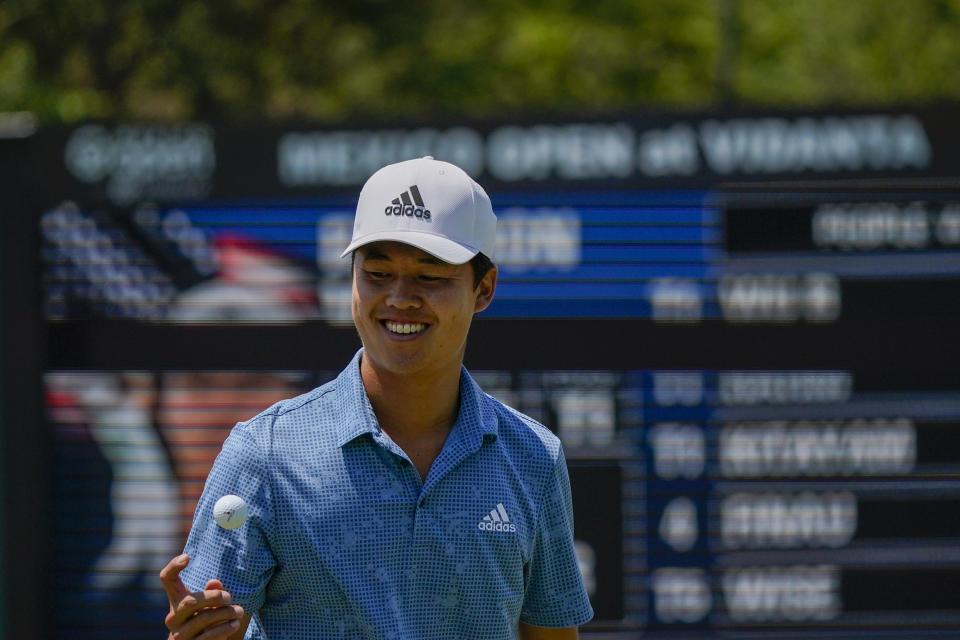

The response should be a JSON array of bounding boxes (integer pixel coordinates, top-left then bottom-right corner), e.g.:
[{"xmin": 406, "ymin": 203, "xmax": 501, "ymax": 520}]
[{"xmin": 160, "ymin": 157, "xmax": 593, "ymax": 639}]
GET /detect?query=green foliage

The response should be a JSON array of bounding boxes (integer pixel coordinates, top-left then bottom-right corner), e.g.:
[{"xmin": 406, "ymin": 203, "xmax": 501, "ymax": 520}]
[
  {"xmin": 734, "ymin": 0, "xmax": 960, "ymax": 105},
  {"xmin": 0, "ymin": 0, "xmax": 958, "ymax": 123}
]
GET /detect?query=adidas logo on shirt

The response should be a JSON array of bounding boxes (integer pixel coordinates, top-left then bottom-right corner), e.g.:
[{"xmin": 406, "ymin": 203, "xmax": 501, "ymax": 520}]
[
  {"xmin": 478, "ymin": 503, "xmax": 517, "ymax": 533},
  {"xmin": 385, "ymin": 185, "xmax": 431, "ymax": 220}
]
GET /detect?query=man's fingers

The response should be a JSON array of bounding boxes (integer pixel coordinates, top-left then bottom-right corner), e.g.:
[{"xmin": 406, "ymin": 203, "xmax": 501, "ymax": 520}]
[
  {"xmin": 193, "ymin": 620, "xmax": 242, "ymax": 640},
  {"xmin": 160, "ymin": 556, "xmax": 239, "ymax": 636},
  {"xmin": 175, "ymin": 588, "xmax": 233, "ymax": 617},
  {"xmin": 175, "ymin": 605, "xmax": 244, "ymax": 640},
  {"xmin": 159, "ymin": 554, "xmax": 191, "ymax": 605},
  {"xmin": 195, "ymin": 619, "xmax": 242, "ymax": 640},
  {"xmin": 168, "ymin": 588, "xmax": 234, "ymax": 629}
]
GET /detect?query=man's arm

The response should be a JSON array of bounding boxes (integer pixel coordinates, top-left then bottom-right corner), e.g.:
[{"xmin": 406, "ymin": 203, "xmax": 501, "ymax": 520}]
[
  {"xmin": 519, "ymin": 448, "xmax": 594, "ymax": 631},
  {"xmin": 518, "ymin": 622, "xmax": 579, "ymax": 639},
  {"xmin": 171, "ymin": 423, "xmax": 275, "ymax": 638}
]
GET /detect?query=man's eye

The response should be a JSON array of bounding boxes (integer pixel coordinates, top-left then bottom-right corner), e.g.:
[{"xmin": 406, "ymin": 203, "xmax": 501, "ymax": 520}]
[
  {"xmin": 366, "ymin": 270, "xmax": 389, "ymax": 279},
  {"xmin": 419, "ymin": 275, "xmax": 445, "ymax": 282}
]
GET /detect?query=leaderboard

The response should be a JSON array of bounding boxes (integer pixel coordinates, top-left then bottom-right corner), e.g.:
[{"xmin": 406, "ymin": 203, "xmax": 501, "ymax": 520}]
[
  {"xmin": 643, "ymin": 369, "xmax": 959, "ymax": 631},
  {"xmin": 16, "ymin": 109, "xmax": 960, "ymax": 639},
  {"xmin": 37, "ymin": 187, "xmax": 960, "ymax": 637},
  {"xmin": 650, "ymin": 186, "xmax": 959, "ymax": 633},
  {"xmin": 473, "ymin": 186, "xmax": 960, "ymax": 633},
  {"xmin": 468, "ymin": 360, "xmax": 959, "ymax": 635}
]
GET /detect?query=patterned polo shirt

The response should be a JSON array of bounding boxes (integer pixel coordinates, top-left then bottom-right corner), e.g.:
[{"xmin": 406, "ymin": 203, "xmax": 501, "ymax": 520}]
[{"xmin": 181, "ymin": 350, "xmax": 593, "ymax": 639}]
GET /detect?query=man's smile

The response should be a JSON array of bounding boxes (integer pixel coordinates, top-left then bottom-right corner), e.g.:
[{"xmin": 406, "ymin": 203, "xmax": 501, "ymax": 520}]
[{"xmin": 383, "ymin": 320, "xmax": 429, "ymax": 335}]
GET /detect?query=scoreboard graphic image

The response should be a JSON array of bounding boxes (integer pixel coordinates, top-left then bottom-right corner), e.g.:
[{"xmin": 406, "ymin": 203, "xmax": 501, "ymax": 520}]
[{"xmin": 3, "ymin": 106, "xmax": 959, "ymax": 638}]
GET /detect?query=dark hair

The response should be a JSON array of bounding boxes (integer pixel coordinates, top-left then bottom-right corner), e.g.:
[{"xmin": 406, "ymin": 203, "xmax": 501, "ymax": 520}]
[
  {"xmin": 468, "ymin": 252, "xmax": 495, "ymax": 289},
  {"xmin": 350, "ymin": 249, "xmax": 495, "ymax": 290}
]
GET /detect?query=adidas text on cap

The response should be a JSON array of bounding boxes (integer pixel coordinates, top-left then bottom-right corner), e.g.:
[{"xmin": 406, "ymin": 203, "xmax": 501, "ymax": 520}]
[{"xmin": 340, "ymin": 156, "xmax": 497, "ymax": 265}]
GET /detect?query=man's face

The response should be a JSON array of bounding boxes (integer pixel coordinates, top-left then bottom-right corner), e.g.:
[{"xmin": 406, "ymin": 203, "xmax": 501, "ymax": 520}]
[{"xmin": 352, "ymin": 241, "xmax": 496, "ymax": 379}]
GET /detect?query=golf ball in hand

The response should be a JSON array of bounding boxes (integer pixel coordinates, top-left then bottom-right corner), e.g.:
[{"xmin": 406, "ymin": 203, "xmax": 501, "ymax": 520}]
[{"xmin": 213, "ymin": 495, "xmax": 248, "ymax": 530}]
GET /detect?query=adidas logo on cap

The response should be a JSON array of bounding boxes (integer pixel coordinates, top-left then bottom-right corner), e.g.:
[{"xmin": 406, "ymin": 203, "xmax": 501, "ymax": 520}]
[{"xmin": 385, "ymin": 185, "xmax": 431, "ymax": 220}]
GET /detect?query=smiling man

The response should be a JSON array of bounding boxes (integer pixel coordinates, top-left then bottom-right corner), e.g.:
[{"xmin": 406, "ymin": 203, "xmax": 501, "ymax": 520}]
[{"xmin": 160, "ymin": 157, "xmax": 594, "ymax": 639}]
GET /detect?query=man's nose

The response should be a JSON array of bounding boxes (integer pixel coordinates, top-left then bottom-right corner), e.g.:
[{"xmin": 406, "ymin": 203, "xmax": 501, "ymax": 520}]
[{"xmin": 385, "ymin": 276, "xmax": 422, "ymax": 308}]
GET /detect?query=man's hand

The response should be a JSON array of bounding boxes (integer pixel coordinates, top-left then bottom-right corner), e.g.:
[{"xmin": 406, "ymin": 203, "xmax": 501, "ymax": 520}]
[{"xmin": 160, "ymin": 554, "xmax": 247, "ymax": 640}]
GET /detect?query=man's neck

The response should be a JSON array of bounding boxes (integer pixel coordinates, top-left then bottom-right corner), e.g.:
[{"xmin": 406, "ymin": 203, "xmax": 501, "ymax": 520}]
[{"xmin": 359, "ymin": 355, "xmax": 462, "ymax": 442}]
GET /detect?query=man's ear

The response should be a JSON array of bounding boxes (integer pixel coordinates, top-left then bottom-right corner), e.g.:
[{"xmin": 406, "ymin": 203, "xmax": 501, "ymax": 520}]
[{"xmin": 473, "ymin": 267, "xmax": 497, "ymax": 314}]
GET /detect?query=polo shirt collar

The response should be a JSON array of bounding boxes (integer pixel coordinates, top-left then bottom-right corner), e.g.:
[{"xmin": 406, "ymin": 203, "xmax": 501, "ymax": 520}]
[
  {"xmin": 333, "ymin": 349, "xmax": 381, "ymax": 447},
  {"xmin": 456, "ymin": 367, "xmax": 500, "ymax": 448},
  {"xmin": 333, "ymin": 349, "xmax": 499, "ymax": 448}
]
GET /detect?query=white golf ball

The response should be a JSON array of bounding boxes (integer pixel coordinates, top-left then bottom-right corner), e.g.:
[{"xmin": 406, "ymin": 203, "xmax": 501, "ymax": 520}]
[{"xmin": 213, "ymin": 494, "xmax": 248, "ymax": 530}]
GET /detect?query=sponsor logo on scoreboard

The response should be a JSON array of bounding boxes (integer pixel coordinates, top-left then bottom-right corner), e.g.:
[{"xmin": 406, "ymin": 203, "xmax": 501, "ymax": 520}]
[{"xmin": 64, "ymin": 124, "xmax": 216, "ymax": 204}]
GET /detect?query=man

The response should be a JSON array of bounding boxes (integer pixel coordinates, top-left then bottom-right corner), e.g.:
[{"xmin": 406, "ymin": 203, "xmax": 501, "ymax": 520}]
[{"xmin": 160, "ymin": 157, "xmax": 594, "ymax": 639}]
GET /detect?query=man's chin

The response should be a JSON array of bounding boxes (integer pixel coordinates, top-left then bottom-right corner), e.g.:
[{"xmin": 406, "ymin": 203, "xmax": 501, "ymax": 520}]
[{"xmin": 362, "ymin": 347, "xmax": 429, "ymax": 377}]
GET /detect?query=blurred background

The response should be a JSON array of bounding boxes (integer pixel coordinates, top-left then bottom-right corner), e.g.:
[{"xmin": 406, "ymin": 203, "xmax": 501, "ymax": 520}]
[{"xmin": 2, "ymin": 0, "xmax": 960, "ymax": 638}]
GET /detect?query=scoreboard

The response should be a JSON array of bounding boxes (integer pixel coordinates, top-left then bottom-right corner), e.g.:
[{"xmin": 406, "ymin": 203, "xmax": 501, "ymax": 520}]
[{"xmin": 4, "ymin": 106, "xmax": 960, "ymax": 638}]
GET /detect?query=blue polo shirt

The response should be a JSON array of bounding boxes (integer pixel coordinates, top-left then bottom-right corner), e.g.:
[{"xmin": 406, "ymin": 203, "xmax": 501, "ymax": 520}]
[{"xmin": 181, "ymin": 350, "xmax": 593, "ymax": 639}]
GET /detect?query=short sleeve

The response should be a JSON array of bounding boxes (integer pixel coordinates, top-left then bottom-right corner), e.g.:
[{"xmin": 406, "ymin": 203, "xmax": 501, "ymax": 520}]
[
  {"xmin": 181, "ymin": 421, "xmax": 276, "ymax": 616},
  {"xmin": 520, "ymin": 446, "xmax": 594, "ymax": 628}
]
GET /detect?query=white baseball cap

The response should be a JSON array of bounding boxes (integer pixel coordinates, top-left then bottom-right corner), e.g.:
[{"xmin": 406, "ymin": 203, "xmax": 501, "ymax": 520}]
[{"xmin": 340, "ymin": 156, "xmax": 497, "ymax": 264}]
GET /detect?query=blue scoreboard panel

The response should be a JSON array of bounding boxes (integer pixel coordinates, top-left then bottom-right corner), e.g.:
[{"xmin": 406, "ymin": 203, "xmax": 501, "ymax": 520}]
[{"xmin": 37, "ymin": 186, "xmax": 960, "ymax": 638}]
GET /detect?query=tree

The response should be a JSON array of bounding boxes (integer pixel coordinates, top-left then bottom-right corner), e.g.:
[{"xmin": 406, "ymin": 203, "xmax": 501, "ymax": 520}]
[{"xmin": 1, "ymin": 0, "xmax": 958, "ymax": 124}]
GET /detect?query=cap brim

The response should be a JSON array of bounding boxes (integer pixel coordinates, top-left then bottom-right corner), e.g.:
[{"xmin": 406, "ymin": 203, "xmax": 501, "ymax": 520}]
[{"xmin": 340, "ymin": 230, "xmax": 479, "ymax": 264}]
